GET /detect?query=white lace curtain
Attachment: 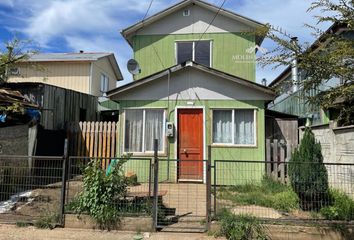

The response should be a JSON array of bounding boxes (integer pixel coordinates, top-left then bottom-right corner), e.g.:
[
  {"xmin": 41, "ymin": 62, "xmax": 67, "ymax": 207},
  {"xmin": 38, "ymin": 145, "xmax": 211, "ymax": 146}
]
[
  {"xmin": 213, "ymin": 109, "xmax": 254, "ymax": 145},
  {"xmin": 124, "ymin": 109, "xmax": 164, "ymax": 152},
  {"xmin": 144, "ymin": 110, "xmax": 163, "ymax": 151},
  {"xmin": 213, "ymin": 110, "xmax": 232, "ymax": 143},
  {"xmin": 234, "ymin": 109, "xmax": 254, "ymax": 144}
]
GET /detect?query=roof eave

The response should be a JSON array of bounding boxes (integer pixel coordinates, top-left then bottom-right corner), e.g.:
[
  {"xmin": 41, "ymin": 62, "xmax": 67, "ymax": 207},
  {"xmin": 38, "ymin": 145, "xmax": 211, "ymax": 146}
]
[{"xmin": 107, "ymin": 61, "xmax": 275, "ymax": 98}]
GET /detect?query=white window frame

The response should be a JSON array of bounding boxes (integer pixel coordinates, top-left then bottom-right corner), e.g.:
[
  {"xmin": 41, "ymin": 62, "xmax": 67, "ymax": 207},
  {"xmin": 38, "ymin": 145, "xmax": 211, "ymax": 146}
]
[
  {"xmin": 175, "ymin": 40, "xmax": 212, "ymax": 67},
  {"xmin": 123, "ymin": 108, "xmax": 166, "ymax": 155},
  {"xmin": 211, "ymin": 109, "xmax": 257, "ymax": 147}
]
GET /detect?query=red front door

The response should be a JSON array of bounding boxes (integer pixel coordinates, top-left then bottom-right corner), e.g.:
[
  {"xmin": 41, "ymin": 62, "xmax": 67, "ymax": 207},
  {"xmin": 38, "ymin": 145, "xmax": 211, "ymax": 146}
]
[{"xmin": 177, "ymin": 109, "xmax": 203, "ymax": 181}]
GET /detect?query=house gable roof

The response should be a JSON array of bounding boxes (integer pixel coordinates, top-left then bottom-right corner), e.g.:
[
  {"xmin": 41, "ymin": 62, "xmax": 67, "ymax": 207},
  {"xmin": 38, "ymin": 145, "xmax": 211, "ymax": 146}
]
[
  {"xmin": 107, "ymin": 61, "xmax": 275, "ymax": 100},
  {"xmin": 121, "ymin": 0, "xmax": 266, "ymax": 46},
  {"xmin": 24, "ymin": 52, "xmax": 123, "ymax": 81}
]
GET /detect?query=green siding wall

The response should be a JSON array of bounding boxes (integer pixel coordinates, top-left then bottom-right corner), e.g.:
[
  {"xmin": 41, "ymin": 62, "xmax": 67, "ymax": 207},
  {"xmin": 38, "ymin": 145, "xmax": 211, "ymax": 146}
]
[
  {"xmin": 117, "ymin": 99, "xmax": 265, "ymax": 184},
  {"xmin": 133, "ymin": 33, "xmax": 256, "ymax": 81}
]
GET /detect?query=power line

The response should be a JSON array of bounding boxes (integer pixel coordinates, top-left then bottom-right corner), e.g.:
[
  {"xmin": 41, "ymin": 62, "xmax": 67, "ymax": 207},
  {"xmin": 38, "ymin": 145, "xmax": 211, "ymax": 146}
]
[{"xmin": 142, "ymin": 0, "xmax": 154, "ymax": 22}]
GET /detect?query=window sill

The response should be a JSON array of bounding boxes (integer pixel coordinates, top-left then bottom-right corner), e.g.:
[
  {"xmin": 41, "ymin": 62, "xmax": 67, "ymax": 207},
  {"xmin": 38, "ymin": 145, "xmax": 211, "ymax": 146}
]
[
  {"xmin": 211, "ymin": 144, "xmax": 258, "ymax": 148},
  {"xmin": 123, "ymin": 152, "xmax": 167, "ymax": 157}
]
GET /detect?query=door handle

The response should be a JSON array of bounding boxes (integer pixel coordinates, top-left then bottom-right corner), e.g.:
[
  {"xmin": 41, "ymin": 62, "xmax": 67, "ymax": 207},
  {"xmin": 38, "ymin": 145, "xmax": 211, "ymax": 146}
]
[{"xmin": 183, "ymin": 149, "xmax": 187, "ymax": 154}]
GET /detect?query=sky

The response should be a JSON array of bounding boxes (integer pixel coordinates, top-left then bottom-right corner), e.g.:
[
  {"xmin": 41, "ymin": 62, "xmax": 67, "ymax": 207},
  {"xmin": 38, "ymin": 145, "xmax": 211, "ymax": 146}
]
[{"xmin": 0, "ymin": 0, "xmax": 330, "ymax": 86}]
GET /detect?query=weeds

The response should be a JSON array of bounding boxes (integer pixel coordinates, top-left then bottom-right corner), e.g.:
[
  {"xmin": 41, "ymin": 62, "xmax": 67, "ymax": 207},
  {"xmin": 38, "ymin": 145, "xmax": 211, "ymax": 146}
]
[
  {"xmin": 218, "ymin": 176, "xmax": 299, "ymax": 212},
  {"xmin": 216, "ymin": 209, "xmax": 269, "ymax": 240},
  {"xmin": 33, "ymin": 213, "xmax": 60, "ymax": 229}
]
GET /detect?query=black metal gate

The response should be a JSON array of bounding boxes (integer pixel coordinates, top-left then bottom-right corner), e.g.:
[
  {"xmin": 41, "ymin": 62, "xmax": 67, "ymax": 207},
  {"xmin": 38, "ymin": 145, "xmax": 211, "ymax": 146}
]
[{"xmin": 152, "ymin": 140, "xmax": 212, "ymax": 232}]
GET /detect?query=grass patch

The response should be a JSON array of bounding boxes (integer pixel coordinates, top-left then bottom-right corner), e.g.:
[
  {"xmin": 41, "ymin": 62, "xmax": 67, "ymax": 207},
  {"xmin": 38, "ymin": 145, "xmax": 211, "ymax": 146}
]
[
  {"xmin": 218, "ymin": 176, "xmax": 299, "ymax": 212},
  {"xmin": 33, "ymin": 213, "xmax": 60, "ymax": 229},
  {"xmin": 216, "ymin": 209, "xmax": 269, "ymax": 240}
]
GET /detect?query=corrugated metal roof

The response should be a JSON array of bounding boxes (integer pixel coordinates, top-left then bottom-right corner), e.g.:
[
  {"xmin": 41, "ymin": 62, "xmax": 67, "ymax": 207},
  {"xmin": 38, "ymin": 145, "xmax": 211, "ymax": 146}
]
[{"xmin": 27, "ymin": 52, "xmax": 113, "ymax": 62}]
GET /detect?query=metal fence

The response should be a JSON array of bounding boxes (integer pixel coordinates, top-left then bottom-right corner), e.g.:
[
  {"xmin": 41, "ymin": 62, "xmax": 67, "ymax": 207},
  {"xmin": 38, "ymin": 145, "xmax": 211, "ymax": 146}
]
[
  {"xmin": 0, "ymin": 155, "xmax": 64, "ymax": 225},
  {"xmin": 213, "ymin": 160, "xmax": 354, "ymax": 224}
]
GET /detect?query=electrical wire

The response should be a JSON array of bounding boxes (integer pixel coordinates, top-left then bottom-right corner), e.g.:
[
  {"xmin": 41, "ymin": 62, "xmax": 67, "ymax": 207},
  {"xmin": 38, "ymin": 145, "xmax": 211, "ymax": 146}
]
[
  {"xmin": 194, "ymin": 0, "xmax": 227, "ymax": 51},
  {"xmin": 141, "ymin": 0, "xmax": 154, "ymax": 22}
]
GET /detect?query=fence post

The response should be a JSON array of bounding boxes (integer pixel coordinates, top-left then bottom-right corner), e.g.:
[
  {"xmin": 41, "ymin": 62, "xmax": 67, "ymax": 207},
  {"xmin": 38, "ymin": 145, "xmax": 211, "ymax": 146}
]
[
  {"xmin": 272, "ymin": 139, "xmax": 279, "ymax": 180},
  {"xmin": 152, "ymin": 139, "xmax": 159, "ymax": 230},
  {"xmin": 206, "ymin": 145, "xmax": 212, "ymax": 231},
  {"xmin": 60, "ymin": 139, "xmax": 69, "ymax": 226},
  {"xmin": 266, "ymin": 139, "xmax": 271, "ymax": 175},
  {"xmin": 213, "ymin": 159, "xmax": 217, "ymax": 217}
]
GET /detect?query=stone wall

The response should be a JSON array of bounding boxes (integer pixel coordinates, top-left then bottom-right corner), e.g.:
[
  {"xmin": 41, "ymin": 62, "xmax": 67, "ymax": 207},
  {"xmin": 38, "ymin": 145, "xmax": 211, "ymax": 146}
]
[{"xmin": 299, "ymin": 123, "xmax": 354, "ymax": 198}]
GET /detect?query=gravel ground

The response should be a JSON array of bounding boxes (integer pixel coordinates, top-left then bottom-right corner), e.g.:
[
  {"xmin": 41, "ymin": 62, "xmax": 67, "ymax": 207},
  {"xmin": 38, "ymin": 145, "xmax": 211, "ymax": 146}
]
[{"xmin": 0, "ymin": 224, "xmax": 218, "ymax": 240}]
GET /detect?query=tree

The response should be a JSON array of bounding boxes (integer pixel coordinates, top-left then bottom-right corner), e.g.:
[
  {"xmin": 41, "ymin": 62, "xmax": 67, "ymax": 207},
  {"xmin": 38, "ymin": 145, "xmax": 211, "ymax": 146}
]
[
  {"xmin": 258, "ymin": 0, "xmax": 354, "ymax": 126},
  {"xmin": 0, "ymin": 38, "xmax": 36, "ymax": 84},
  {"xmin": 288, "ymin": 128, "xmax": 329, "ymax": 210},
  {"xmin": 0, "ymin": 38, "xmax": 37, "ymax": 114}
]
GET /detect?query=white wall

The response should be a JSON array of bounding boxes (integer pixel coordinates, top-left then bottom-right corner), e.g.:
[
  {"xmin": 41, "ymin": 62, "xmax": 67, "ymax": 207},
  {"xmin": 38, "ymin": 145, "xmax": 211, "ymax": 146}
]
[
  {"xmin": 299, "ymin": 124, "xmax": 354, "ymax": 198},
  {"xmin": 137, "ymin": 5, "xmax": 253, "ymax": 36}
]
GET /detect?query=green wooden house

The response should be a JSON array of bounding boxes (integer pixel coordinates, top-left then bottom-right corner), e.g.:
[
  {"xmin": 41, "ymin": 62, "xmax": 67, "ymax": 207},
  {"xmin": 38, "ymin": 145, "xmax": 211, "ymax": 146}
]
[{"xmin": 108, "ymin": 0, "xmax": 275, "ymax": 184}]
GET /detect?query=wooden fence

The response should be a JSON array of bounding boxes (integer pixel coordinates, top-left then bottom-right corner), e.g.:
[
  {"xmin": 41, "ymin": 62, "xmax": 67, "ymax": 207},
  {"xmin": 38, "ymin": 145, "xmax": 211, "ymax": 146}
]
[
  {"xmin": 67, "ymin": 122, "xmax": 118, "ymax": 160},
  {"xmin": 266, "ymin": 139, "xmax": 297, "ymax": 183}
]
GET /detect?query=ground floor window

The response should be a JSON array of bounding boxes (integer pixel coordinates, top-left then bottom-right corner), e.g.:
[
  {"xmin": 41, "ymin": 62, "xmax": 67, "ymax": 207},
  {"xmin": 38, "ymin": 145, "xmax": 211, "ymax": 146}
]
[
  {"xmin": 212, "ymin": 109, "xmax": 256, "ymax": 145},
  {"xmin": 124, "ymin": 109, "xmax": 165, "ymax": 153}
]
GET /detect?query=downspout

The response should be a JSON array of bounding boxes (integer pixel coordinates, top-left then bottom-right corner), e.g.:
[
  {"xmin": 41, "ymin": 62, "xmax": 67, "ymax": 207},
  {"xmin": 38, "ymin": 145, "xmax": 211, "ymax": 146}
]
[
  {"xmin": 290, "ymin": 37, "xmax": 299, "ymax": 92},
  {"xmin": 89, "ymin": 62, "xmax": 93, "ymax": 95},
  {"xmin": 166, "ymin": 69, "xmax": 171, "ymax": 181}
]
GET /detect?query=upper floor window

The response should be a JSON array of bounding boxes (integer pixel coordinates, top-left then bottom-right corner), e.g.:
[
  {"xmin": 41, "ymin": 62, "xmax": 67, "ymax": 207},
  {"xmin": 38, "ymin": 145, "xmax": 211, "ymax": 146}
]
[
  {"xmin": 100, "ymin": 73, "xmax": 109, "ymax": 94},
  {"xmin": 176, "ymin": 41, "xmax": 211, "ymax": 67}
]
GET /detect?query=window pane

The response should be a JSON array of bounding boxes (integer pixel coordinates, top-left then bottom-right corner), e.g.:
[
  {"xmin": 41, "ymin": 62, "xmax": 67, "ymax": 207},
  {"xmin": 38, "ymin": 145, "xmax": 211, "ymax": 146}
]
[
  {"xmin": 234, "ymin": 110, "xmax": 254, "ymax": 144},
  {"xmin": 100, "ymin": 74, "xmax": 105, "ymax": 93},
  {"xmin": 195, "ymin": 41, "xmax": 210, "ymax": 66},
  {"xmin": 213, "ymin": 110, "xmax": 232, "ymax": 143},
  {"xmin": 145, "ymin": 110, "xmax": 164, "ymax": 151},
  {"xmin": 177, "ymin": 42, "xmax": 193, "ymax": 64},
  {"xmin": 125, "ymin": 110, "xmax": 143, "ymax": 152}
]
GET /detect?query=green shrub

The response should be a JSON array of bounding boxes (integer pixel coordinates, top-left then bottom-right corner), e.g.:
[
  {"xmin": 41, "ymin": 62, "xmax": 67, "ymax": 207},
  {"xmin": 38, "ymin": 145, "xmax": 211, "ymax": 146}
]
[
  {"xmin": 272, "ymin": 190, "xmax": 299, "ymax": 212},
  {"xmin": 217, "ymin": 210, "xmax": 269, "ymax": 240},
  {"xmin": 320, "ymin": 189, "xmax": 354, "ymax": 220},
  {"xmin": 288, "ymin": 128, "xmax": 329, "ymax": 211},
  {"xmin": 73, "ymin": 158, "xmax": 128, "ymax": 230}
]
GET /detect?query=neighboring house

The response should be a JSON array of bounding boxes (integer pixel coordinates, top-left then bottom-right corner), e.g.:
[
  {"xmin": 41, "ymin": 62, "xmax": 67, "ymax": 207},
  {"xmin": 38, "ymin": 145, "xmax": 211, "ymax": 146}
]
[
  {"xmin": 108, "ymin": 0, "xmax": 276, "ymax": 183},
  {"xmin": 268, "ymin": 23, "xmax": 354, "ymax": 126},
  {"xmin": 7, "ymin": 52, "xmax": 123, "ymax": 97}
]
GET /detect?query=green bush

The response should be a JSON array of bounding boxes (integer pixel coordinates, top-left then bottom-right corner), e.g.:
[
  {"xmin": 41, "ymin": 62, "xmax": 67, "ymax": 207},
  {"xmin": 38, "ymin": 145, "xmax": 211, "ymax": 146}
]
[
  {"xmin": 320, "ymin": 189, "xmax": 354, "ymax": 220},
  {"xmin": 217, "ymin": 210, "xmax": 269, "ymax": 240},
  {"xmin": 272, "ymin": 190, "xmax": 299, "ymax": 212},
  {"xmin": 73, "ymin": 158, "xmax": 128, "ymax": 230},
  {"xmin": 288, "ymin": 128, "xmax": 329, "ymax": 211}
]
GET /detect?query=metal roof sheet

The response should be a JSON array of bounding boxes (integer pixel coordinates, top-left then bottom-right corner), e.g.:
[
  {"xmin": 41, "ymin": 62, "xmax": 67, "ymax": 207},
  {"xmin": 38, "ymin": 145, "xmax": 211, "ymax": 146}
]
[{"xmin": 27, "ymin": 52, "xmax": 113, "ymax": 62}]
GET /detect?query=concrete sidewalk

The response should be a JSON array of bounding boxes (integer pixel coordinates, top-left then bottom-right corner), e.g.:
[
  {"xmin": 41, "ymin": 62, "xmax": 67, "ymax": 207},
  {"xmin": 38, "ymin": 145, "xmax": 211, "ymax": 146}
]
[{"xmin": 0, "ymin": 224, "xmax": 217, "ymax": 240}]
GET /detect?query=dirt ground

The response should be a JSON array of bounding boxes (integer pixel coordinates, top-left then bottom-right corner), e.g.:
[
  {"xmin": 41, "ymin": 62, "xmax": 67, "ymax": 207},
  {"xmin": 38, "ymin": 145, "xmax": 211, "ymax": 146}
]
[{"xmin": 0, "ymin": 224, "xmax": 217, "ymax": 240}]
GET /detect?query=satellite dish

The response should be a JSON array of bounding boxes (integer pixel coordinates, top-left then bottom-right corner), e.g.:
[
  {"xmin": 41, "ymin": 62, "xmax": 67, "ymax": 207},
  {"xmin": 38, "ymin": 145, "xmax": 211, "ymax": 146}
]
[{"xmin": 127, "ymin": 59, "xmax": 141, "ymax": 75}]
